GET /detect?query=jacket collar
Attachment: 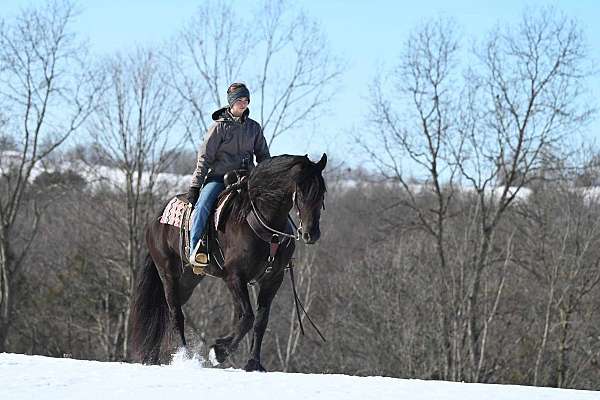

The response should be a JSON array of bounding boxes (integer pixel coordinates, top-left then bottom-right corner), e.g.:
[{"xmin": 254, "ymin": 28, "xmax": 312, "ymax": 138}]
[{"xmin": 211, "ymin": 106, "xmax": 250, "ymax": 122}]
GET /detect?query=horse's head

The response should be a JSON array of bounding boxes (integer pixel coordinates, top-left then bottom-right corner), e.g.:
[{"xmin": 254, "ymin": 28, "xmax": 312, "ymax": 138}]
[{"xmin": 293, "ymin": 153, "xmax": 327, "ymax": 244}]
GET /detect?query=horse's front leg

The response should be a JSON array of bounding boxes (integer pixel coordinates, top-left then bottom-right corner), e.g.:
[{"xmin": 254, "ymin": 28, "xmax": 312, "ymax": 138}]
[
  {"xmin": 209, "ymin": 273, "xmax": 254, "ymax": 365},
  {"xmin": 244, "ymin": 272, "xmax": 284, "ymax": 372}
]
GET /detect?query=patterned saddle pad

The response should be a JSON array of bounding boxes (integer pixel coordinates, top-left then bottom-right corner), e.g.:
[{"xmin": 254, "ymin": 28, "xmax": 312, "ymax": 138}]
[
  {"xmin": 159, "ymin": 196, "xmax": 190, "ymax": 228},
  {"xmin": 159, "ymin": 192, "xmax": 234, "ymax": 232}
]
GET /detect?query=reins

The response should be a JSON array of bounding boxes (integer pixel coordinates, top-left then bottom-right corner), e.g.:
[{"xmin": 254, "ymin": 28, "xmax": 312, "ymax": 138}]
[{"xmin": 287, "ymin": 260, "xmax": 327, "ymax": 343}]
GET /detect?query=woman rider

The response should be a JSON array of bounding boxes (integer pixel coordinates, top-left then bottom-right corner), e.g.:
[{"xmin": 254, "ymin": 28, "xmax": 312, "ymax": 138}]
[{"xmin": 187, "ymin": 82, "xmax": 270, "ymax": 266}]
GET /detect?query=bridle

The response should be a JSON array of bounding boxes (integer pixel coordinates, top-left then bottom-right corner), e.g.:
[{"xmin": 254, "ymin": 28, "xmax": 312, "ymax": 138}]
[{"xmin": 247, "ymin": 178, "xmax": 301, "ymax": 241}]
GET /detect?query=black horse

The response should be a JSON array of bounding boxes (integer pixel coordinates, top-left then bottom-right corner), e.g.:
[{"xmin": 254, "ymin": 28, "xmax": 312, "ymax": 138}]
[{"xmin": 131, "ymin": 154, "xmax": 327, "ymax": 371}]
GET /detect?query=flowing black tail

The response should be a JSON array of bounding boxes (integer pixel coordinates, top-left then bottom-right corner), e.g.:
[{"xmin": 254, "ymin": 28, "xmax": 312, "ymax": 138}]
[{"xmin": 131, "ymin": 253, "xmax": 169, "ymax": 364}]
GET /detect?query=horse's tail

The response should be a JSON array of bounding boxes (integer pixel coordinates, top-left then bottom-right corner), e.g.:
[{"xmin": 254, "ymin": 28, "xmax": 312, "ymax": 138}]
[{"xmin": 131, "ymin": 252, "xmax": 169, "ymax": 364}]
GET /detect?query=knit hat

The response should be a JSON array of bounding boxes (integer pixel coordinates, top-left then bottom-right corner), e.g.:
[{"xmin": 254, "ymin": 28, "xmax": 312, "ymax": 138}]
[{"xmin": 227, "ymin": 83, "xmax": 250, "ymax": 107}]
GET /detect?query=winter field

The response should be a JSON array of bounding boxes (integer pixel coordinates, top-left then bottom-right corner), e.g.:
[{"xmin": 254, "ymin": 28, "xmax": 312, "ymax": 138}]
[{"xmin": 1, "ymin": 352, "xmax": 598, "ymax": 400}]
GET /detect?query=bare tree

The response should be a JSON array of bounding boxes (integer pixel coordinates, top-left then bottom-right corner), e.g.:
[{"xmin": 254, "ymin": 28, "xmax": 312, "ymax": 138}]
[
  {"xmin": 252, "ymin": 1, "xmax": 342, "ymax": 146},
  {"xmin": 88, "ymin": 48, "xmax": 183, "ymax": 359},
  {"xmin": 513, "ymin": 176, "xmax": 600, "ymax": 387},
  {"xmin": 363, "ymin": 18, "xmax": 464, "ymax": 380},
  {"xmin": 166, "ymin": 0, "xmax": 250, "ymax": 138},
  {"xmin": 0, "ymin": 0, "xmax": 98, "ymax": 351},
  {"xmin": 364, "ymin": 7, "xmax": 593, "ymax": 383},
  {"xmin": 455, "ymin": 7, "xmax": 592, "ymax": 381},
  {"xmin": 168, "ymin": 0, "xmax": 342, "ymax": 148}
]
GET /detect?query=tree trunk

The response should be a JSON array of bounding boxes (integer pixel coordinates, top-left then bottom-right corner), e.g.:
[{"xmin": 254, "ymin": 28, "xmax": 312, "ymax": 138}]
[
  {"xmin": 534, "ymin": 278, "xmax": 555, "ymax": 385},
  {"xmin": 467, "ymin": 227, "xmax": 493, "ymax": 382},
  {"xmin": 0, "ymin": 229, "xmax": 10, "ymax": 352},
  {"xmin": 556, "ymin": 305, "xmax": 572, "ymax": 388}
]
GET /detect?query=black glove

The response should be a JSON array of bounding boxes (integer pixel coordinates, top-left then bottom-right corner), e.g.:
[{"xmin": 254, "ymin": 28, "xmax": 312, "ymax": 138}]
[{"xmin": 187, "ymin": 186, "xmax": 200, "ymax": 206}]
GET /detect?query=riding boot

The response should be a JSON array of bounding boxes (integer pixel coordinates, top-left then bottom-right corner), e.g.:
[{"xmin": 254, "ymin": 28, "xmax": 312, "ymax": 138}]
[{"xmin": 188, "ymin": 180, "xmax": 224, "ymax": 273}]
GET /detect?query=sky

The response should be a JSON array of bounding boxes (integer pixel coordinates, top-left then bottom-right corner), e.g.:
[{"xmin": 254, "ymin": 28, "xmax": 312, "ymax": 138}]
[
  {"xmin": 1, "ymin": 0, "xmax": 599, "ymax": 168},
  {"xmin": 2, "ymin": 352, "xmax": 599, "ymax": 399}
]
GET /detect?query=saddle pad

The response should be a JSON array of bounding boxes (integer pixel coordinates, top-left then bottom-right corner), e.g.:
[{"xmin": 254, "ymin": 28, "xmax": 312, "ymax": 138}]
[
  {"xmin": 159, "ymin": 192, "xmax": 234, "ymax": 232},
  {"xmin": 159, "ymin": 197, "xmax": 189, "ymax": 228}
]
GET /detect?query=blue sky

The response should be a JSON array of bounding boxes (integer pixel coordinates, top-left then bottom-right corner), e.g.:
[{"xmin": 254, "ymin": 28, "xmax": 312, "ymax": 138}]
[{"xmin": 2, "ymin": 0, "xmax": 599, "ymax": 167}]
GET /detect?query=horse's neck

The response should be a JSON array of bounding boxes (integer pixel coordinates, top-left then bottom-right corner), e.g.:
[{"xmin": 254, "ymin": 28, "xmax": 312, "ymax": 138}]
[{"xmin": 253, "ymin": 188, "xmax": 293, "ymax": 229}]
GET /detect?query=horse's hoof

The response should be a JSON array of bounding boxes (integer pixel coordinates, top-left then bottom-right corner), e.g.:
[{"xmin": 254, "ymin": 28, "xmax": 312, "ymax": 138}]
[
  {"xmin": 208, "ymin": 347, "xmax": 220, "ymax": 366},
  {"xmin": 209, "ymin": 344, "xmax": 229, "ymax": 366},
  {"xmin": 244, "ymin": 359, "xmax": 267, "ymax": 372},
  {"xmin": 215, "ymin": 336, "xmax": 233, "ymax": 346}
]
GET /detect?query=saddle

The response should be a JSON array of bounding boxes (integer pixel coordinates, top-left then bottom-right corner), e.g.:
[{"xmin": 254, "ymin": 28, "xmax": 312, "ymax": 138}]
[{"xmin": 158, "ymin": 170, "xmax": 246, "ymax": 275}]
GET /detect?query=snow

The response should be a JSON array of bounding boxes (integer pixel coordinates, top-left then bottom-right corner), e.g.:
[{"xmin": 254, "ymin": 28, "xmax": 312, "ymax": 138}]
[
  {"xmin": 1, "ymin": 352, "xmax": 598, "ymax": 400},
  {"xmin": 0, "ymin": 154, "xmax": 189, "ymax": 193}
]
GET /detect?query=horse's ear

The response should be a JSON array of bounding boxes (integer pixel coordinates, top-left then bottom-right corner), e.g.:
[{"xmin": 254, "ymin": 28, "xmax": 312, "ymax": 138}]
[{"xmin": 316, "ymin": 153, "xmax": 327, "ymax": 171}]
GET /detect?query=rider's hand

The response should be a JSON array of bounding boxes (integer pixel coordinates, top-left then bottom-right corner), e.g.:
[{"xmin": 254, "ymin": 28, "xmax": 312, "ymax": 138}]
[{"xmin": 187, "ymin": 186, "xmax": 200, "ymax": 206}]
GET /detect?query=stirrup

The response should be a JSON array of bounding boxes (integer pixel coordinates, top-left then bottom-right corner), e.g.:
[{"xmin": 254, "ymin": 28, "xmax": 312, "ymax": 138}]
[
  {"xmin": 190, "ymin": 252, "xmax": 209, "ymax": 275},
  {"xmin": 190, "ymin": 240, "xmax": 209, "ymax": 274},
  {"xmin": 194, "ymin": 252, "xmax": 209, "ymax": 265}
]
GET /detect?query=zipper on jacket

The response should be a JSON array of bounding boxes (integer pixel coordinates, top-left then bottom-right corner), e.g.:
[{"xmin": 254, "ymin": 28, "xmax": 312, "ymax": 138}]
[{"xmin": 236, "ymin": 122, "xmax": 241, "ymax": 166}]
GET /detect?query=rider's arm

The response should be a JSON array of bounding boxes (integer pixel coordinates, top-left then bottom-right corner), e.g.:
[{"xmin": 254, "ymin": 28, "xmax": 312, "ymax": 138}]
[
  {"xmin": 253, "ymin": 126, "xmax": 270, "ymax": 163},
  {"xmin": 190, "ymin": 123, "xmax": 222, "ymax": 189}
]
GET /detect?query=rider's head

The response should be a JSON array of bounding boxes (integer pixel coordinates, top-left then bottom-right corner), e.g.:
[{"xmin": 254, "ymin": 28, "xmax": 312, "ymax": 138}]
[{"xmin": 227, "ymin": 83, "xmax": 250, "ymax": 117}]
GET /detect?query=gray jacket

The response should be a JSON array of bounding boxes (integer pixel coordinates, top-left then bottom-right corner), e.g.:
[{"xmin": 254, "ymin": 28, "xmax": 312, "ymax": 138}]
[{"xmin": 190, "ymin": 107, "xmax": 270, "ymax": 188}]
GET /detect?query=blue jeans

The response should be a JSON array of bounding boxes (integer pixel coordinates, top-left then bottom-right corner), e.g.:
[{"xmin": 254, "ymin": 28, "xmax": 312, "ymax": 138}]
[{"xmin": 190, "ymin": 180, "xmax": 225, "ymax": 251}]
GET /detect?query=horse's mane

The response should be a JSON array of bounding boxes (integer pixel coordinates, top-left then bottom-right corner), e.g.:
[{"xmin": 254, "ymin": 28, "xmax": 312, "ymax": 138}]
[{"xmin": 223, "ymin": 155, "xmax": 326, "ymax": 225}]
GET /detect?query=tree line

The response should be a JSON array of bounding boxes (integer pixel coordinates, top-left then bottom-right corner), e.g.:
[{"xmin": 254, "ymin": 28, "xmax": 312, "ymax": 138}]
[{"xmin": 1, "ymin": 0, "xmax": 599, "ymax": 390}]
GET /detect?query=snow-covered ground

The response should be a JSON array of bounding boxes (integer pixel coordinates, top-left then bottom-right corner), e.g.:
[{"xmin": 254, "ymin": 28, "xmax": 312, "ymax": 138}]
[{"xmin": 1, "ymin": 352, "xmax": 598, "ymax": 400}]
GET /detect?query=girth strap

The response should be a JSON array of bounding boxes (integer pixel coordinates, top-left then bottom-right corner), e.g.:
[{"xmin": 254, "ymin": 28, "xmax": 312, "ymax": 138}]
[{"xmin": 179, "ymin": 201, "xmax": 193, "ymax": 271}]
